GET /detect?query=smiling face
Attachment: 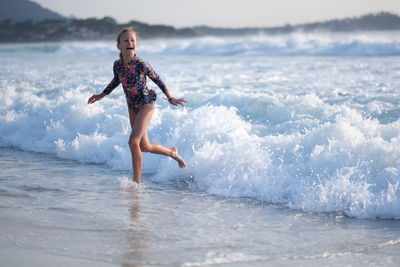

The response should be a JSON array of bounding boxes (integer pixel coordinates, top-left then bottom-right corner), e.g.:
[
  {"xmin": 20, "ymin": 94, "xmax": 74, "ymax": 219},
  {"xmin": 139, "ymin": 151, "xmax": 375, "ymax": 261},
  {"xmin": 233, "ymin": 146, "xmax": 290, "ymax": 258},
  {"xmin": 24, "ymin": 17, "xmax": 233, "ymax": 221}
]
[{"xmin": 117, "ymin": 30, "xmax": 137, "ymax": 59}]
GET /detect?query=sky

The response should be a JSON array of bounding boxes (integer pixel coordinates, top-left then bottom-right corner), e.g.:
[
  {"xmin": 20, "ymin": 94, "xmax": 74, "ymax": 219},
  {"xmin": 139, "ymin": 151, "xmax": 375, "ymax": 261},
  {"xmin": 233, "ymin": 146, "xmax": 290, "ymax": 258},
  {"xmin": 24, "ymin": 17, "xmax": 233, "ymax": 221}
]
[{"xmin": 32, "ymin": 0, "xmax": 400, "ymax": 28}]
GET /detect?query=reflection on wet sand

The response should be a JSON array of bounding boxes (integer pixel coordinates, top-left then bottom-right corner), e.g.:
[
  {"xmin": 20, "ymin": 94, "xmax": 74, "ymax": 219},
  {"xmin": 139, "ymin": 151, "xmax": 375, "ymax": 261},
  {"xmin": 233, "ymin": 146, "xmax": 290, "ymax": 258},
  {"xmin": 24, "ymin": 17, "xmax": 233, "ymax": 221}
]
[{"xmin": 121, "ymin": 192, "xmax": 147, "ymax": 267}]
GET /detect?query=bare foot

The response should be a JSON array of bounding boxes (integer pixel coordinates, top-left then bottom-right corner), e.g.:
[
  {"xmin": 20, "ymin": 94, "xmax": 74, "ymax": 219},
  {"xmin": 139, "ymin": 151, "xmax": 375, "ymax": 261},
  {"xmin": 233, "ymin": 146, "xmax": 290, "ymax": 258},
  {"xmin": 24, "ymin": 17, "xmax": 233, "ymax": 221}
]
[{"xmin": 171, "ymin": 147, "xmax": 186, "ymax": 168}]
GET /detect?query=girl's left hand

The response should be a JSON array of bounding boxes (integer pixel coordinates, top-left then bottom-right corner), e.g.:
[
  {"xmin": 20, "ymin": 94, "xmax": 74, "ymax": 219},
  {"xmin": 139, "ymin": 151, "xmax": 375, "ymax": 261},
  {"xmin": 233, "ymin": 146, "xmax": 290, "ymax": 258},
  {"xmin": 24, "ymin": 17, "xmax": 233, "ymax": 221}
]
[{"xmin": 169, "ymin": 97, "xmax": 187, "ymax": 107}]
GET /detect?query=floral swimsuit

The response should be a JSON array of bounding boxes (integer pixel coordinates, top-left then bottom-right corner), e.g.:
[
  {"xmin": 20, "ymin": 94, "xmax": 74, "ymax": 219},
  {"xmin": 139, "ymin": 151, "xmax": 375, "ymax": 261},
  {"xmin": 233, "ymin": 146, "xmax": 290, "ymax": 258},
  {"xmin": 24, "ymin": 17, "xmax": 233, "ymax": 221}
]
[{"xmin": 102, "ymin": 55, "xmax": 168, "ymax": 113}]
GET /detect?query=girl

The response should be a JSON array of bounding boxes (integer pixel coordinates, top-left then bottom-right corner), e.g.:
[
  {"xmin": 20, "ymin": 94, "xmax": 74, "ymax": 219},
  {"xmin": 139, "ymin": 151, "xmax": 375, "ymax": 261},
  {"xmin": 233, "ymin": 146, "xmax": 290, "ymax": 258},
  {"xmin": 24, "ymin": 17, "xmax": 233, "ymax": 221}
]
[{"xmin": 87, "ymin": 27, "xmax": 186, "ymax": 184}]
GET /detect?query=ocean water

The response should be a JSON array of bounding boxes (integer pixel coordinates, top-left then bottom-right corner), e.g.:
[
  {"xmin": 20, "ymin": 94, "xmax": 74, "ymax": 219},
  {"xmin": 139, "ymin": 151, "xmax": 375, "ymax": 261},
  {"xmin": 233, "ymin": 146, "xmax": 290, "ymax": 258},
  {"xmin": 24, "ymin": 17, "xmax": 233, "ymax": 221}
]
[{"xmin": 1, "ymin": 31, "xmax": 400, "ymax": 265}]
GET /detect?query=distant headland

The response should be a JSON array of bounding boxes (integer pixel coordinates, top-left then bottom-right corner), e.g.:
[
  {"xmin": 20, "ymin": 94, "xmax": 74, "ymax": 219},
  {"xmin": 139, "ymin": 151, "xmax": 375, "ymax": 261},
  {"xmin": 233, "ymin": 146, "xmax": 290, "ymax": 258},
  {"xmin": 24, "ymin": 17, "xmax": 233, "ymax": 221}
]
[
  {"xmin": 0, "ymin": 0, "xmax": 399, "ymax": 43},
  {"xmin": 193, "ymin": 12, "xmax": 400, "ymax": 36}
]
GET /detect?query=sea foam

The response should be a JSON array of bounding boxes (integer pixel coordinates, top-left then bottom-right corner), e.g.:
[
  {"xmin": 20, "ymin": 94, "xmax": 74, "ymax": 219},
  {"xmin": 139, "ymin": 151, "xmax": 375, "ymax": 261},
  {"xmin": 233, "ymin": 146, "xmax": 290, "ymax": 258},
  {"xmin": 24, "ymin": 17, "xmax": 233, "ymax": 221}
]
[
  {"xmin": 1, "ymin": 31, "xmax": 399, "ymax": 56},
  {"xmin": 1, "ymin": 34, "xmax": 399, "ymax": 219}
]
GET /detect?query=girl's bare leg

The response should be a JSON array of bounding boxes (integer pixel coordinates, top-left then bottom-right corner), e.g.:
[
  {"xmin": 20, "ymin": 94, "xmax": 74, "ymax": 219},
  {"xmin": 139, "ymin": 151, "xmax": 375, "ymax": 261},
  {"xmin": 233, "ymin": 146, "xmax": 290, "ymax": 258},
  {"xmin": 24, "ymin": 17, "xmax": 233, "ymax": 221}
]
[
  {"xmin": 128, "ymin": 105, "xmax": 186, "ymax": 183},
  {"xmin": 128, "ymin": 105, "xmax": 155, "ymax": 183},
  {"xmin": 140, "ymin": 132, "xmax": 186, "ymax": 168}
]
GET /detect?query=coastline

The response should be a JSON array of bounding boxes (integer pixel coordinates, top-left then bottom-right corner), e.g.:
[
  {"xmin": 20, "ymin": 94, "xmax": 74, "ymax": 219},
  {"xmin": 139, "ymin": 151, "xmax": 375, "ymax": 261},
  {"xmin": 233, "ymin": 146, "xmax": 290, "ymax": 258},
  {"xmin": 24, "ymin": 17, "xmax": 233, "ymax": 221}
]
[
  {"xmin": 1, "ymin": 12, "xmax": 399, "ymax": 43},
  {"xmin": 0, "ymin": 148, "xmax": 400, "ymax": 266}
]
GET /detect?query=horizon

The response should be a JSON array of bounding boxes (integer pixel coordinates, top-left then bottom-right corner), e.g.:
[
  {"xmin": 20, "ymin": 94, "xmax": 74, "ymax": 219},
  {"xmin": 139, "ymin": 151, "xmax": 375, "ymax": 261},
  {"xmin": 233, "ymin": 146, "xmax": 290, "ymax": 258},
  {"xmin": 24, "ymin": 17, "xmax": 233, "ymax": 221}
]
[
  {"xmin": 70, "ymin": 11, "xmax": 400, "ymax": 30},
  {"xmin": 31, "ymin": 0, "xmax": 400, "ymax": 28}
]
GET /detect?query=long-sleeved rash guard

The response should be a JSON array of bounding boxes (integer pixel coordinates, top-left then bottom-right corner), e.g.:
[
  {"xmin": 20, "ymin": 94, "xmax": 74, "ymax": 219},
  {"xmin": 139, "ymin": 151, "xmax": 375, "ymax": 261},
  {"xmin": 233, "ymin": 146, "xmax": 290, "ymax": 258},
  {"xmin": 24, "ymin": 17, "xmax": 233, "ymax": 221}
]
[{"xmin": 102, "ymin": 55, "xmax": 168, "ymax": 112}]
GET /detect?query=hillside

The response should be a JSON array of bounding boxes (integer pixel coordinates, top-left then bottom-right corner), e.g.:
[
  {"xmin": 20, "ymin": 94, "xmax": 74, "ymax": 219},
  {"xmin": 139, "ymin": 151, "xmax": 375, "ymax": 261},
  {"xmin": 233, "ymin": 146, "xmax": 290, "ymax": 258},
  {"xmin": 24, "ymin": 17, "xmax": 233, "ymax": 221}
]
[
  {"xmin": 0, "ymin": 0, "xmax": 399, "ymax": 43},
  {"xmin": 193, "ymin": 12, "xmax": 400, "ymax": 36},
  {"xmin": 0, "ymin": 17, "xmax": 198, "ymax": 42},
  {"xmin": 0, "ymin": 0, "xmax": 65, "ymax": 22},
  {"xmin": 0, "ymin": 0, "xmax": 197, "ymax": 42}
]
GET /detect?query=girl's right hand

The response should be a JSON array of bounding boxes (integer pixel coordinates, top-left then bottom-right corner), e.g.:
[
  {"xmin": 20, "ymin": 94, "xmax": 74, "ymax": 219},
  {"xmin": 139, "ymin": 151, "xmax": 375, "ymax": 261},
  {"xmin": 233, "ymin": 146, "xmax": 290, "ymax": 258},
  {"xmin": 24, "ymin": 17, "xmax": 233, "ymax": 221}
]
[{"xmin": 87, "ymin": 94, "xmax": 104, "ymax": 104}]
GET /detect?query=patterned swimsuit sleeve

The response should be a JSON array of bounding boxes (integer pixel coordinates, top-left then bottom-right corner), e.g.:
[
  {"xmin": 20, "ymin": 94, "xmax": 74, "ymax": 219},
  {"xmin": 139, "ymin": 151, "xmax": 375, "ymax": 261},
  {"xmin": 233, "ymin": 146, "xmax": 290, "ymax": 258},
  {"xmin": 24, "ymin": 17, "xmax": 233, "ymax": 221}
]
[
  {"xmin": 143, "ymin": 61, "xmax": 168, "ymax": 94},
  {"xmin": 101, "ymin": 61, "xmax": 120, "ymax": 95}
]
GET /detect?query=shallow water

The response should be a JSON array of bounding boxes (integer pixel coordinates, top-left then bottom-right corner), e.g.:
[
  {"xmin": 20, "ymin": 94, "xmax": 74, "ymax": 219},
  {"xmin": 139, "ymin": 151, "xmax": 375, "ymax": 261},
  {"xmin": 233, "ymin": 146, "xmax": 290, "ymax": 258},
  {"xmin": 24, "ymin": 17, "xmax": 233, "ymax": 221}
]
[
  {"xmin": 1, "ymin": 148, "xmax": 400, "ymax": 266},
  {"xmin": 1, "ymin": 32, "xmax": 400, "ymax": 265},
  {"xmin": 1, "ymin": 39, "xmax": 400, "ymax": 219}
]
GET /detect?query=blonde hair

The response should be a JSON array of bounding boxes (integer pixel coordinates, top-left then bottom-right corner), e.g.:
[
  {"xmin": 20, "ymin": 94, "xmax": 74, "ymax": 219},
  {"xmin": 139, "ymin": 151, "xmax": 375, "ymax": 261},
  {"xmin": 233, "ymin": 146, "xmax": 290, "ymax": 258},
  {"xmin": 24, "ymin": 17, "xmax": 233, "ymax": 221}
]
[
  {"xmin": 117, "ymin": 27, "xmax": 138, "ymax": 44},
  {"xmin": 117, "ymin": 27, "xmax": 138, "ymax": 59}
]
